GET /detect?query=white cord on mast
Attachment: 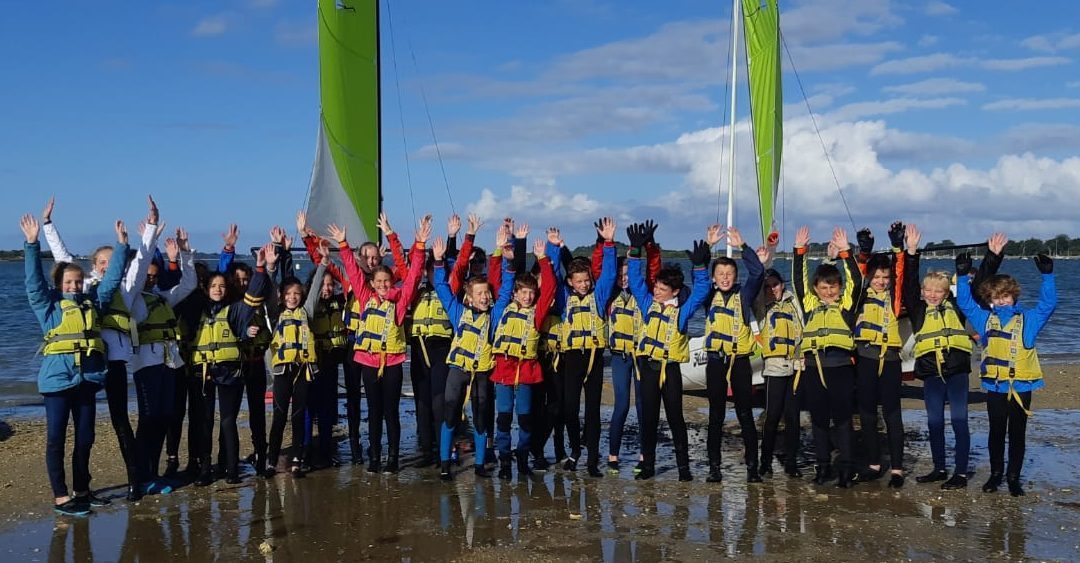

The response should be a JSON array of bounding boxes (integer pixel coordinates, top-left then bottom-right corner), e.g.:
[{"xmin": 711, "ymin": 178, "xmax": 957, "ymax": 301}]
[{"xmin": 725, "ymin": 0, "xmax": 740, "ymax": 258}]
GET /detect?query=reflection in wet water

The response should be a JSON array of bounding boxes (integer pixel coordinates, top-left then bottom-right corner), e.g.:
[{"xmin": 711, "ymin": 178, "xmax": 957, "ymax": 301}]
[{"xmin": 6, "ymin": 409, "xmax": 1078, "ymax": 562}]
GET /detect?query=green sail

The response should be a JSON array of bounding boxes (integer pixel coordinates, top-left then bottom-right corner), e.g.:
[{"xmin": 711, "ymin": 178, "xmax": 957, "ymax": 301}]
[
  {"xmin": 307, "ymin": 0, "xmax": 381, "ymax": 244},
  {"xmin": 742, "ymin": 0, "xmax": 782, "ymax": 244}
]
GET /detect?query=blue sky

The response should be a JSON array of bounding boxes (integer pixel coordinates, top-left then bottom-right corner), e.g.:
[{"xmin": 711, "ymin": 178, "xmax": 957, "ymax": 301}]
[{"xmin": 2, "ymin": 0, "xmax": 1079, "ymax": 252}]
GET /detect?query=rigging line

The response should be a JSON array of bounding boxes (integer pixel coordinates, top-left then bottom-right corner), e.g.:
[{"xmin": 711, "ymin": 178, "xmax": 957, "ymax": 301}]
[
  {"xmin": 397, "ymin": 4, "xmax": 456, "ymax": 214},
  {"xmin": 717, "ymin": 11, "xmax": 736, "ymax": 224},
  {"xmin": 779, "ymin": 30, "xmax": 858, "ymax": 234},
  {"xmin": 384, "ymin": 0, "xmax": 418, "ymax": 226}
]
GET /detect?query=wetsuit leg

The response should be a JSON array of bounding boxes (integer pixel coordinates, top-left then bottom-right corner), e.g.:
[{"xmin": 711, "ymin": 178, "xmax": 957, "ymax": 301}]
[
  {"xmin": 429, "ymin": 340, "xmax": 451, "ymax": 459},
  {"xmin": 440, "ymin": 368, "xmax": 470, "ymax": 461},
  {"xmin": 804, "ymin": 363, "xmax": 831, "ymax": 466},
  {"xmin": 608, "ymin": 352, "xmax": 633, "ymax": 458},
  {"xmin": 855, "ymin": 356, "xmax": 881, "ymax": 468},
  {"xmin": 826, "ymin": 365, "xmax": 856, "ymax": 472},
  {"xmin": 582, "ymin": 351, "xmax": 604, "ymax": 467},
  {"xmin": 267, "ymin": 373, "xmax": 295, "ymax": 469},
  {"xmin": 705, "ymin": 356, "xmax": 729, "ymax": 467},
  {"xmin": 761, "ymin": 375, "xmax": 787, "ymax": 466},
  {"xmin": 636, "ymin": 359, "xmax": 662, "ymax": 469},
  {"xmin": 166, "ymin": 365, "xmax": 187, "ymax": 461},
  {"xmin": 946, "ymin": 372, "xmax": 971, "ymax": 474},
  {"xmin": 186, "ymin": 374, "xmax": 205, "ymax": 469},
  {"xmin": 783, "ymin": 376, "xmax": 801, "ymax": 467},
  {"xmin": 471, "ymin": 372, "xmax": 492, "ymax": 466},
  {"xmin": 217, "ymin": 382, "xmax": 244, "ymax": 477},
  {"xmin": 360, "ymin": 365, "xmax": 384, "ymax": 460},
  {"xmin": 104, "ymin": 360, "xmax": 138, "ymax": 485},
  {"xmin": 382, "ymin": 364, "xmax": 404, "ymax": 456},
  {"xmin": 561, "ymin": 350, "xmax": 586, "ymax": 461},
  {"xmin": 879, "ymin": 360, "xmax": 904, "ymax": 470},
  {"xmin": 662, "ymin": 363, "xmax": 690, "ymax": 470},
  {"xmin": 1006, "ymin": 391, "xmax": 1031, "ymax": 478},
  {"xmin": 200, "ymin": 382, "xmax": 218, "ymax": 470},
  {"xmin": 244, "ymin": 358, "xmax": 268, "ymax": 461},
  {"xmin": 986, "ymin": 391, "xmax": 1007, "ymax": 475},
  {"xmin": 344, "ymin": 358, "xmax": 364, "ymax": 460},
  {"xmin": 288, "ymin": 367, "xmax": 310, "ymax": 462},
  {"xmin": 44, "ymin": 389, "xmax": 74, "ymax": 498},
  {"xmin": 923, "ymin": 374, "xmax": 948, "ymax": 471},
  {"xmin": 731, "ymin": 356, "xmax": 757, "ymax": 466},
  {"xmin": 410, "ymin": 339, "xmax": 434, "ymax": 459}
]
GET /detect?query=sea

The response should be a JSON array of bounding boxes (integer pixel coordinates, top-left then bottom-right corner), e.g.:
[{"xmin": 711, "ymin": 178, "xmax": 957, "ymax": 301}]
[{"xmin": 2, "ymin": 257, "xmax": 1077, "ymax": 412}]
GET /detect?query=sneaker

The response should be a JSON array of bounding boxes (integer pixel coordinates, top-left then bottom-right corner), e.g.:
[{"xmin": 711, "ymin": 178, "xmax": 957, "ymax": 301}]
[
  {"xmin": 54, "ymin": 498, "xmax": 91, "ymax": 516},
  {"xmin": 941, "ymin": 474, "xmax": 968, "ymax": 490},
  {"xmin": 607, "ymin": 460, "xmax": 620, "ymax": 474},
  {"xmin": 142, "ymin": 480, "xmax": 174, "ymax": 496},
  {"xmin": 586, "ymin": 464, "xmax": 603, "ymax": 478},
  {"xmin": 982, "ymin": 473, "xmax": 1003, "ymax": 493},
  {"xmin": 1006, "ymin": 476, "xmax": 1025, "ymax": 497},
  {"xmin": 915, "ymin": 469, "xmax": 948, "ymax": 484},
  {"xmin": 887, "ymin": 473, "xmax": 905, "ymax": 488},
  {"xmin": 440, "ymin": 461, "xmax": 453, "ymax": 481},
  {"xmin": 563, "ymin": 457, "xmax": 578, "ymax": 471},
  {"xmin": 163, "ymin": 457, "xmax": 180, "ymax": 479},
  {"xmin": 532, "ymin": 457, "xmax": 550, "ymax": 472},
  {"xmin": 634, "ymin": 466, "xmax": 655, "ymax": 480},
  {"xmin": 678, "ymin": 467, "xmax": 693, "ymax": 482},
  {"xmin": 78, "ymin": 492, "xmax": 112, "ymax": 507}
]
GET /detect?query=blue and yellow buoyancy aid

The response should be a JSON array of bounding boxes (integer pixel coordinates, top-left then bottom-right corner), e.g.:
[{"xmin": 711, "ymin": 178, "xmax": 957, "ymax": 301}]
[
  {"xmin": 355, "ymin": 297, "xmax": 406, "ymax": 376},
  {"xmin": 760, "ymin": 298, "xmax": 801, "ymax": 360},
  {"xmin": 635, "ymin": 301, "xmax": 688, "ymax": 387},
  {"xmin": 100, "ymin": 291, "xmax": 130, "ymax": 334},
  {"xmin": 703, "ymin": 291, "xmax": 754, "ymax": 356},
  {"xmin": 795, "ymin": 302, "xmax": 854, "ymax": 390},
  {"xmin": 913, "ymin": 301, "xmax": 972, "ymax": 377},
  {"xmin": 42, "ymin": 298, "xmax": 106, "ymax": 365},
  {"xmin": 607, "ymin": 291, "xmax": 639, "ymax": 356},
  {"xmin": 493, "ymin": 303, "xmax": 538, "ymax": 361},
  {"xmin": 448, "ymin": 309, "xmax": 493, "ymax": 373},
  {"xmin": 270, "ymin": 308, "xmax": 319, "ymax": 375},
  {"xmin": 192, "ymin": 306, "xmax": 241, "ymax": 366},
  {"xmin": 981, "ymin": 313, "xmax": 1041, "ymax": 413},
  {"xmin": 410, "ymin": 289, "xmax": 454, "ymax": 339},
  {"xmin": 562, "ymin": 292, "xmax": 605, "ymax": 376},
  {"xmin": 311, "ymin": 296, "xmax": 348, "ymax": 353}
]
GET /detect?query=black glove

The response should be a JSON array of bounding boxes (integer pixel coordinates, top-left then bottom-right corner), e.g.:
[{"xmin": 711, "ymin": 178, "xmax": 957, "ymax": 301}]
[
  {"xmin": 642, "ymin": 219, "xmax": 658, "ymax": 246},
  {"xmin": 955, "ymin": 252, "xmax": 972, "ymax": 276},
  {"xmin": 1034, "ymin": 252, "xmax": 1053, "ymax": 274},
  {"xmin": 888, "ymin": 221, "xmax": 905, "ymax": 249},
  {"xmin": 857, "ymin": 228, "xmax": 874, "ymax": 255},
  {"xmin": 687, "ymin": 239, "xmax": 711, "ymax": 268},
  {"xmin": 627, "ymin": 223, "xmax": 647, "ymax": 249},
  {"xmin": 593, "ymin": 217, "xmax": 605, "ymax": 244}
]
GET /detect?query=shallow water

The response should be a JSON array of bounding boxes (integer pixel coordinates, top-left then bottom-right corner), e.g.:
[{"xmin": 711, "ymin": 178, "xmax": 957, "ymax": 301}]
[{"xmin": 4, "ymin": 408, "xmax": 1078, "ymax": 562}]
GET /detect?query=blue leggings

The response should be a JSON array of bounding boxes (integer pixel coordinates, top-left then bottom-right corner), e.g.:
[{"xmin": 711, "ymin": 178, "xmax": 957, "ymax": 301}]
[
  {"xmin": 495, "ymin": 383, "xmax": 533, "ymax": 459},
  {"xmin": 44, "ymin": 382, "xmax": 100, "ymax": 498},
  {"xmin": 607, "ymin": 352, "xmax": 642, "ymax": 458},
  {"xmin": 923, "ymin": 372, "xmax": 970, "ymax": 474}
]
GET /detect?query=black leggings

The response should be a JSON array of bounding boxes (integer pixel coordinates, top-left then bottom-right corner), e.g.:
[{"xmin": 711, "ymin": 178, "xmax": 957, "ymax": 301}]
[
  {"xmin": 242, "ymin": 359, "xmax": 268, "ymax": 458},
  {"xmin": 410, "ymin": 336, "xmax": 450, "ymax": 459},
  {"xmin": 361, "ymin": 363, "xmax": 404, "ymax": 457},
  {"xmin": 706, "ymin": 355, "xmax": 757, "ymax": 466},
  {"xmin": 104, "ymin": 360, "xmax": 138, "ymax": 484},
  {"xmin": 531, "ymin": 353, "xmax": 566, "ymax": 462},
  {"xmin": 561, "ymin": 349, "xmax": 604, "ymax": 466},
  {"xmin": 165, "ymin": 364, "xmax": 201, "ymax": 467},
  {"xmin": 761, "ymin": 375, "xmax": 800, "ymax": 467},
  {"xmin": 344, "ymin": 357, "xmax": 364, "ymax": 459},
  {"xmin": 268, "ymin": 365, "xmax": 310, "ymax": 466},
  {"xmin": 803, "ymin": 363, "xmax": 855, "ymax": 469},
  {"xmin": 201, "ymin": 381, "xmax": 244, "ymax": 477},
  {"xmin": 637, "ymin": 359, "xmax": 689, "ymax": 470},
  {"xmin": 986, "ymin": 390, "xmax": 1031, "ymax": 477},
  {"xmin": 444, "ymin": 368, "xmax": 491, "ymax": 435},
  {"xmin": 856, "ymin": 357, "xmax": 904, "ymax": 470}
]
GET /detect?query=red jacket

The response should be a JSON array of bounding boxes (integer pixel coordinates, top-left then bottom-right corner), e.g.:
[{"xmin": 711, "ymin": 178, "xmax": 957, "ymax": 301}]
[{"xmin": 491, "ymin": 256, "xmax": 557, "ymax": 385}]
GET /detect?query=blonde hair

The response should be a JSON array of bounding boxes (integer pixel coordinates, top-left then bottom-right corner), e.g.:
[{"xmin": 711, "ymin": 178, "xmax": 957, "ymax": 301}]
[{"xmin": 921, "ymin": 271, "xmax": 952, "ymax": 293}]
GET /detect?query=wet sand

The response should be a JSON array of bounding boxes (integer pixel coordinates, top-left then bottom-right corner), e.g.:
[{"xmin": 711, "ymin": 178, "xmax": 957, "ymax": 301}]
[{"xmin": 1, "ymin": 365, "xmax": 1079, "ymax": 561}]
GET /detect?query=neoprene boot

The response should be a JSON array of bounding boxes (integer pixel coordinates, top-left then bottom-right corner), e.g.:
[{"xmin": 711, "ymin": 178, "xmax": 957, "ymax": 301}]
[
  {"xmin": 813, "ymin": 464, "xmax": 833, "ymax": 486},
  {"xmin": 384, "ymin": 450, "xmax": 400, "ymax": 474},
  {"xmin": 916, "ymin": 469, "xmax": 948, "ymax": 483},
  {"xmin": 836, "ymin": 468, "xmax": 856, "ymax": 489},
  {"xmin": 498, "ymin": 456, "xmax": 513, "ymax": 480},
  {"xmin": 517, "ymin": 452, "xmax": 533, "ymax": 477},
  {"xmin": 982, "ymin": 472, "xmax": 1003, "ymax": 493},
  {"xmin": 440, "ymin": 461, "xmax": 452, "ymax": 481},
  {"xmin": 367, "ymin": 449, "xmax": 381, "ymax": 473},
  {"xmin": 164, "ymin": 457, "xmax": 180, "ymax": 479},
  {"xmin": 746, "ymin": 463, "xmax": 763, "ymax": 483},
  {"xmin": 678, "ymin": 466, "xmax": 693, "ymax": 482},
  {"xmin": 1006, "ymin": 474, "xmax": 1024, "ymax": 497},
  {"xmin": 706, "ymin": 463, "xmax": 723, "ymax": 483}
]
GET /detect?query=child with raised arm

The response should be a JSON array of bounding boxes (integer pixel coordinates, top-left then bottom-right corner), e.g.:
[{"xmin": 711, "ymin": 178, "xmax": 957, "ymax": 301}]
[
  {"xmin": 792, "ymin": 226, "xmax": 863, "ymax": 488},
  {"xmin": 626, "ymin": 223, "xmax": 712, "ymax": 481},
  {"xmin": 22, "ymin": 213, "xmax": 130, "ymax": 515},
  {"xmin": 955, "ymin": 242, "xmax": 1055, "ymax": 497},
  {"xmin": 701, "ymin": 225, "xmax": 766, "ymax": 483},
  {"xmin": 431, "ymin": 232, "xmax": 497, "ymax": 481},
  {"xmin": 490, "ymin": 230, "xmax": 556, "ymax": 479},
  {"xmin": 331, "ymin": 217, "xmax": 427, "ymax": 474}
]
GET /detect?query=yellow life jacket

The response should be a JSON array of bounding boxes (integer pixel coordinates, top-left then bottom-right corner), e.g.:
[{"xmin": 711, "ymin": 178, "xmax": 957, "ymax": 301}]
[
  {"xmin": 607, "ymin": 291, "xmax": 639, "ymax": 355},
  {"xmin": 311, "ymin": 296, "xmax": 348, "ymax": 352},
  {"xmin": 137, "ymin": 293, "xmax": 180, "ymax": 345},
  {"xmin": 540, "ymin": 314, "xmax": 562, "ymax": 355},
  {"xmin": 192, "ymin": 306, "xmax": 241, "ymax": 365},
  {"xmin": 704, "ymin": 291, "xmax": 754, "ymax": 356},
  {"xmin": 493, "ymin": 303, "xmax": 538, "ymax": 360},
  {"xmin": 854, "ymin": 289, "xmax": 902, "ymax": 349},
  {"xmin": 913, "ymin": 301, "xmax": 973, "ymax": 359},
  {"xmin": 409, "ymin": 290, "xmax": 454, "ymax": 339},
  {"xmin": 354, "ymin": 297, "xmax": 406, "ymax": 355},
  {"xmin": 981, "ymin": 314, "xmax": 1041, "ymax": 382},
  {"xmin": 760, "ymin": 298, "xmax": 801, "ymax": 360},
  {"xmin": 271, "ymin": 308, "xmax": 319, "ymax": 366},
  {"xmin": 799, "ymin": 303, "xmax": 854, "ymax": 354},
  {"xmin": 42, "ymin": 298, "xmax": 107, "ymax": 360},
  {"xmin": 447, "ymin": 309, "xmax": 493, "ymax": 373},
  {"xmin": 636, "ymin": 302, "xmax": 689, "ymax": 363},
  {"xmin": 561, "ymin": 292, "xmax": 606, "ymax": 350},
  {"xmin": 100, "ymin": 291, "xmax": 130, "ymax": 334},
  {"xmin": 239, "ymin": 307, "xmax": 272, "ymax": 359},
  {"xmin": 344, "ymin": 294, "xmax": 363, "ymax": 342}
]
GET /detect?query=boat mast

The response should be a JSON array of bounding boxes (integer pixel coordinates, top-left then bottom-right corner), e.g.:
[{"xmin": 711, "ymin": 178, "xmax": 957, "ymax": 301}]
[{"xmin": 725, "ymin": 0, "xmax": 740, "ymax": 258}]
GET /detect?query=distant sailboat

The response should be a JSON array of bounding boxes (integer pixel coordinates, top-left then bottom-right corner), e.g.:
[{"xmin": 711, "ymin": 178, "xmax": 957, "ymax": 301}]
[{"xmin": 305, "ymin": 0, "xmax": 382, "ymax": 245}]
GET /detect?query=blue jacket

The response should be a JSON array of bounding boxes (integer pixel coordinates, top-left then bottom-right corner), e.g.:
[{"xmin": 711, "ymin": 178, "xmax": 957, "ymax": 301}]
[
  {"xmin": 433, "ymin": 261, "xmax": 498, "ymax": 340},
  {"xmin": 628, "ymin": 258, "xmax": 711, "ymax": 333},
  {"xmin": 544, "ymin": 241, "xmax": 566, "ymax": 317},
  {"xmin": 26, "ymin": 240, "xmax": 129, "ymax": 393},
  {"xmin": 956, "ymin": 272, "xmax": 1056, "ymax": 393},
  {"xmin": 559, "ymin": 243, "xmax": 616, "ymax": 325},
  {"xmin": 490, "ymin": 258, "xmax": 524, "ymax": 331}
]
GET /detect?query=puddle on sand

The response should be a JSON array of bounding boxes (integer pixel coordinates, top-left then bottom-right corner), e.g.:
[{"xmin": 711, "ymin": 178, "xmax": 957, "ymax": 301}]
[{"xmin": 5, "ymin": 409, "xmax": 1079, "ymax": 562}]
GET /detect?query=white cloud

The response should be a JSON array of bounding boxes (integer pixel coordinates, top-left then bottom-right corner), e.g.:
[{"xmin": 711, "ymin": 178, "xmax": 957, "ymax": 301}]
[
  {"xmin": 924, "ymin": 1, "xmax": 958, "ymax": 16},
  {"xmin": 982, "ymin": 98, "xmax": 1080, "ymax": 111},
  {"xmin": 1021, "ymin": 32, "xmax": 1080, "ymax": 53},
  {"xmin": 191, "ymin": 14, "xmax": 229, "ymax": 37},
  {"xmin": 467, "ymin": 185, "xmax": 605, "ymax": 223},
  {"xmin": 882, "ymin": 78, "xmax": 985, "ymax": 95},
  {"xmin": 827, "ymin": 97, "xmax": 967, "ymax": 121},
  {"xmin": 871, "ymin": 53, "xmax": 1070, "ymax": 75},
  {"xmin": 917, "ymin": 34, "xmax": 939, "ymax": 47},
  {"xmin": 1001, "ymin": 123, "xmax": 1080, "ymax": 153}
]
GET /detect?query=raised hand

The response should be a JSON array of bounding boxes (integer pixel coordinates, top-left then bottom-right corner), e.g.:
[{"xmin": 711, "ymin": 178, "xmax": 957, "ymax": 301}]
[
  {"xmin": 147, "ymin": 195, "xmax": 159, "ymax": 226},
  {"xmin": 20, "ymin": 214, "xmax": 39, "ymax": 244},
  {"xmin": 283, "ymin": 234, "xmax": 293, "ymax": 250},
  {"xmin": 599, "ymin": 217, "xmax": 616, "ymax": 242},
  {"xmin": 794, "ymin": 226, "xmax": 810, "ymax": 248},
  {"xmin": 643, "ymin": 219, "xmax": 658, "ymax": 245},
  {"xmin": 888, "ymin": 221, "xmax": 905, "ymax": 250},
  {"xmin": 988, "ymin": 232, "xmax": 1008, "ymax": 256},
  {"xmin": 1034, "ymin": 253, "xmax": 1054, "ymax": 274},
  {"xmin": 165, "ymin": 237, "xmax": 179, "ymax": 262},
  {"xmin": 42, "ymin": 197, "xmax": 55, "ymax": 223},
  {"xmin": 755, "ymin": 245, "xmax": 772, "ymax": 265},
  {"xmin": 447, "ymin": 214, "xmax": 461, "ymax": 237},
  {"xmin": 905, "ymin": 224, "xmax": 921, "ymax": 254},
  {"xmin": 687, "ymin": 239, "xmax": 711, "ymax": 268},
  {"xmin": 377, "ymin": 211, "xmax": 393, "ymax": 235},
  {"xmin": 270, "ymin": 225, "xmax": 285, "ymax": 245},
  {"xmin": 256, "ymin": 243, "xmax": 268, "ymax": 268},
  {"xmin": 593, "ymin": 217, "xmax": 605, "ymax": 243},
  {"xmin": 832, "ymin": 227, "xmax": 849, "ymax": 252},
  {"xmin": 432, "ymin": 236, "xmax": 446, "ymax": 261},
  {"xmin": 503, "ymin": 243, "xmax": 515, "ymax": 262},
  {"xmin": 626, "ymin": 223, "xmax": 646, "ymax": 248},
  {"xmin": 265, "ymin": 242, "xmax": 279, "ymax": 269},
  {"xmin": 495, "ymin": 224, "xmax": 509, "ymax": 249},
  {"xmin": 177, "ymin": 227, "xmax": 190, "ymax": 252},
  {"xmin": 955, "ymin": 252, "xmax": 972, "ymax": 276},
  {"xmin": 317, "ymin": 239, "xmax": 330, "ymax": 261},
  {"xmin": 705, "ymin": 224, "xmax": 724, "ymax": 247},
  {"xmin": 827, "ymin": 242, "xmax": 839, "ymax": 260},
  {"xmin": 533, "ymin": 238, "xmax": 545, "ymax": 259},
  {"xmin": 727, "ymin": 226, "xmax": 744, "ymax": 248},
  {"xmin": 466, "ymin": 213, "xmax": 482, "ymax": 236},
  {"xmin": 515, "ymin": 223, "xmax": 529, "ymax": 240},
  {"xmin": 326, "ymin": 223, "xmax": 347, "ymax": 244},
  {"xmin": 295, "ymin": 210, "xmax": 308, "ymax": 236},
  {"xmin": 115, "ymin": 220, "xmax": 128, "ymax": 245},
  {"xmin": 222, "ymin": 224, "xmax": 239, "ymax": 248},
  {"xmin": 416, "ymin": 214, "xmax": 433, "ymax": 244},
  {"xmin": 547, "ymin": 227, "xmax": 563, "ymax": 247},
  {"xmin": 856, "ymin": 228, "xmax": 874, "ymax": 254}
]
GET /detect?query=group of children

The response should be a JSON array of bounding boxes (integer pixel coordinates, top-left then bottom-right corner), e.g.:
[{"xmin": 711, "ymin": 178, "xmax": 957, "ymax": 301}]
[{"xmin": 21, "ymin": 197, "xmax": 1056, "ymax": 516}]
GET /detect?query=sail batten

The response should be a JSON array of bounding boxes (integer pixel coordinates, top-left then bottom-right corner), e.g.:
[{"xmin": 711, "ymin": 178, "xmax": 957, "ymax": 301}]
[
  {"xmin": 306, "ymin": 0, "xmax": 381, "ymax": 244},
  {"xmin": 742, "ymin": 0, "xmax": 782, "ymax": 244}
]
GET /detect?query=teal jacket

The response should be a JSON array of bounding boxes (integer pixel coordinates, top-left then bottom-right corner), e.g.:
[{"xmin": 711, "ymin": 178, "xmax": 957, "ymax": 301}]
[{"xmin": 25, "ymin": 240, "xmax": 129, "ymax": 393}]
